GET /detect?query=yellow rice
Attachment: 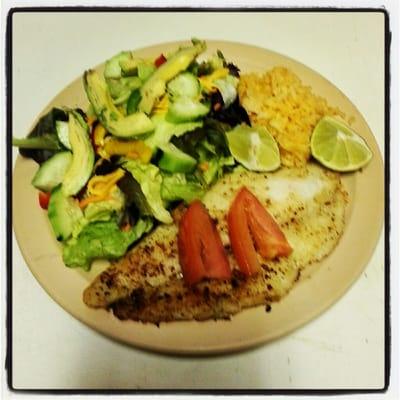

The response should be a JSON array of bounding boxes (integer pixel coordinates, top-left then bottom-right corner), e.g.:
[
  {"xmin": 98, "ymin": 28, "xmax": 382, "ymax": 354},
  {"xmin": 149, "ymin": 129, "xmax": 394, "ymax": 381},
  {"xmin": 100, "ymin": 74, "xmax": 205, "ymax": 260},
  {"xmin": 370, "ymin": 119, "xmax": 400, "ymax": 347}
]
[{"xmin": 238, "ymin": 67, "xmax": 344, "ymax": 167}]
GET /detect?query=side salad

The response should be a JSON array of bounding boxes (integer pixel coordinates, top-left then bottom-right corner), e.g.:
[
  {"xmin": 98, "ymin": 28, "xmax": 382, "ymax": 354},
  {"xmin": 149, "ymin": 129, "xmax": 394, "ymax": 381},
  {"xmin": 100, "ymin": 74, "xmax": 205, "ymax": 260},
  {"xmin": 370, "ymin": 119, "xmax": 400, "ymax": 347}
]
[{"xmin": 13, "ymin": 39, "xmax": 266, "ymax": 271}]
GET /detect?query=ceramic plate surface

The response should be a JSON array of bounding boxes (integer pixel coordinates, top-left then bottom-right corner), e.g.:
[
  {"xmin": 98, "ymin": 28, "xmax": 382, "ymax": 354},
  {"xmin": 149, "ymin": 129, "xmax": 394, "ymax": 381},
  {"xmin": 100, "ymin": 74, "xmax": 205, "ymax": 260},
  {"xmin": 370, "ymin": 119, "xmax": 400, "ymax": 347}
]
[{"xmin": 13, "ymin": 41, "xmax": 384, "ymax": 354}]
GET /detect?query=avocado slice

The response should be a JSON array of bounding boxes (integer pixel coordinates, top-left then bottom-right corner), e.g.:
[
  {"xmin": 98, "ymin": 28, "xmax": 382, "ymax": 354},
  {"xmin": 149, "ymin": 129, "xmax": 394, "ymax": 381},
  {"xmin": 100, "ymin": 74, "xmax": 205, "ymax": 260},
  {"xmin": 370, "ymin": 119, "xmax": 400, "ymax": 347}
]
[
  {"xmin": 61, "ymin": 111, "xmax": 95, "ymax": 196},
  {"xmin": 31, "ymin": 151, "xmax": 72, "ymax": 192},
  {"xmin": 139, "ymin": 39, "xmax": 206, "ymax": 114},
  {"xmin": 83, "ymin": 70, "xmax": 154, "ymax": 138}
]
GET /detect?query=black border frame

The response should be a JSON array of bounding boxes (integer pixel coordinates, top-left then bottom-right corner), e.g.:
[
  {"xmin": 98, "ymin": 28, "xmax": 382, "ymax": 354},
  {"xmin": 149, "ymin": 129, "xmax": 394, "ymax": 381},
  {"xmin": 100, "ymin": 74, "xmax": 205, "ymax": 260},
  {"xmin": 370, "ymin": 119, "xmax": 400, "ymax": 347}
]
[{"xmin": 5, "ymin": 6, "xmax": 391, "ymax": 394}]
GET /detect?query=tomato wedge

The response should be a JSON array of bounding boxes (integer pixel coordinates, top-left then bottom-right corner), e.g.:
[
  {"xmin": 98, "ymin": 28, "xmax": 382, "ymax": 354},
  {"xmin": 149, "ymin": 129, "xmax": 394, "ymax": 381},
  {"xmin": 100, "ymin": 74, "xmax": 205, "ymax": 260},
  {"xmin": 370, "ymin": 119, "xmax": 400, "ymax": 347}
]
[
  {"xmin": 227, "ymin": 191, "xmax": 260, "ymax": 276},
  {"xmin": 38, "ymin": 191, "xmax": 51, "ymax": 210},
  {"xmin": 178, "ymin": 200, "xmax": 231, "ymax": 285},
  {"xmin": 228, "ymin": 187, "xmax": 292, "ymax": 276},
  {"xmin": 246, "ymin": 192, "xmax": 292, "ymax": 259}
]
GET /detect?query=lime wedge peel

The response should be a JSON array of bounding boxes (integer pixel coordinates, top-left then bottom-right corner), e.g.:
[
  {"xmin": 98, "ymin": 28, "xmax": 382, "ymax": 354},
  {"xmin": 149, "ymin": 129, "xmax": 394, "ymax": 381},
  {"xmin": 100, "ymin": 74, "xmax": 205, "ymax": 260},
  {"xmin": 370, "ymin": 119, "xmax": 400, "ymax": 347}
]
[
  {"xmin": 225, "ymin": 124, "xmax": 281, "ymax": 172},
  {"xmin": 310, "ymin": 116, "xmax": 373, "ymax": 172}
]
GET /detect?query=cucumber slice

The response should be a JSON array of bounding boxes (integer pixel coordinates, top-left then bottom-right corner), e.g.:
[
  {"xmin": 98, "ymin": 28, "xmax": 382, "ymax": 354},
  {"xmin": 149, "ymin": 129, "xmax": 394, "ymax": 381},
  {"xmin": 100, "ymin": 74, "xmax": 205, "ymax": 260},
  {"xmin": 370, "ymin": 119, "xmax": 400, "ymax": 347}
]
[
  {"xmin": 48, "ymin": 185, "xmax": 84, "ymax": 241},
  {"xmin": 166, "ymin": 97, "xmax": 210, "ymax": 123},
  {"xmin": 31, "ymin": 151, "xmax": 72, "ymax": 192},
  {"xmin": 56, "ymin": 120, "xmax": 71, "ymax": 149},
  {"xmin": 158, "ymin": 142, "xmax": 197, "ymax": 173},
  {"xmin": 167, "ymin": 73, "xmax": 200, "ymax": 99}
]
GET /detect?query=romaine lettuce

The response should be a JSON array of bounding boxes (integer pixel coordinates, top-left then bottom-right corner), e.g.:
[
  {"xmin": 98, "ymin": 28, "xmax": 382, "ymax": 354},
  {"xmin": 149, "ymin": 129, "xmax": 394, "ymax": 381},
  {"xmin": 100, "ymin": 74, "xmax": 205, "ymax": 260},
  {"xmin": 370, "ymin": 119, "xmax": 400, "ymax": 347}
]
[
  {"xmin": 161, "ymin": 173, "xmax": 205, "ymax": 203},
  {"xmin": 121, "ymin": 159, "xmax": 173, "ymax": 224},
  {"xmin": 62, "ymin": 218, "xmax": 153, "ymax": 270},
  {"xmin": 145, "ymin": 114, "xmax": 203, "ymax": 150}
]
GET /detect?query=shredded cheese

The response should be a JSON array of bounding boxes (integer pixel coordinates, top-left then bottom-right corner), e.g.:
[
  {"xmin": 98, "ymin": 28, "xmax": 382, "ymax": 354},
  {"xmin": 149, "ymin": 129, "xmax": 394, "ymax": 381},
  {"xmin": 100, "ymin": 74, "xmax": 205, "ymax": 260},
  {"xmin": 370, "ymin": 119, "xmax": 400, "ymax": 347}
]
[
  {"xmin": 79, "ymin": 194, "xmax": 112, "ymax": 209},
  {"xmin": 102, "ymin": 138, "xmax": 152, "ymax": 163},
  {"xmin": 87, "ymin": 168, "xmax": 125, "ymax": 196},
  {"xmin": 93, "ymin": 123, "xmax": 109, "ymax": 159},
  {"xmin": 80, "ymin": 168, "xmax": 125, "ymax": 208},
  {"xmin": 93, "ymin": 123, "xmax": 107, "ymax": 147},
  {"xmin": 199, "ymin": 68, "xmax": 229, "ymax": 92}
]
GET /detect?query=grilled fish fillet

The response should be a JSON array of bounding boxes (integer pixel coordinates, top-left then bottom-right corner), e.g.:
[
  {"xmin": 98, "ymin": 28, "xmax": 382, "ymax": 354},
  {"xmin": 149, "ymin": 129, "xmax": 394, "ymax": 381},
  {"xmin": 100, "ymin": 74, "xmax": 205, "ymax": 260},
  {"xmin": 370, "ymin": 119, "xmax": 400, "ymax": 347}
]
[{"xmin": 83, "ymin": 163, "xmax": 348, "ymax": 323}]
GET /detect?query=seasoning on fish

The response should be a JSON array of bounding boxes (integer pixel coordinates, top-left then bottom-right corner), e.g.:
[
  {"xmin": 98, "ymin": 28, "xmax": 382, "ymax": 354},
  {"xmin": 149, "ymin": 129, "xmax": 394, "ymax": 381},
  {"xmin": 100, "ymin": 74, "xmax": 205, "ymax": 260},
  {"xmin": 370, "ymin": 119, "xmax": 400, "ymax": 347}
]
[{"xmin": 83, "ymin": 164, "xmax": 347, "ymax": 323}]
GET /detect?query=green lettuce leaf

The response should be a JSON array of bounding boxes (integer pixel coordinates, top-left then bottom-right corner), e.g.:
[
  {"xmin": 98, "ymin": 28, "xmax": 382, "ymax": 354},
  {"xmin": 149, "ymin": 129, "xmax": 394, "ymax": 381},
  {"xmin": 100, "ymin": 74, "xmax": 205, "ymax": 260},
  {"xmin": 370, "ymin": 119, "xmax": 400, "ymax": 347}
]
[
  {"xmin": 171, "ymin": 118, "xmax": 236, "ymax": 185},
  {"xmin": 161, "ymin": 172, "xmax": 205, "ymax": 203},
  {"xmin": 201, "ymin": 155, "xmax": 235, "ymax": 186},
  {"xmin": 83, "ymin": 186, "xmax": 126, "ymax": 223},
  {"xmin": 62, "ymin": 218, "xmax": 153, "ymax": 270},
  {"xmin": 144, "ymin": 114, "xmax": 203, "ymax": 151},
  {"xmin": 121, "ymin": 159, "xmax": 173, "ymax": 224}
]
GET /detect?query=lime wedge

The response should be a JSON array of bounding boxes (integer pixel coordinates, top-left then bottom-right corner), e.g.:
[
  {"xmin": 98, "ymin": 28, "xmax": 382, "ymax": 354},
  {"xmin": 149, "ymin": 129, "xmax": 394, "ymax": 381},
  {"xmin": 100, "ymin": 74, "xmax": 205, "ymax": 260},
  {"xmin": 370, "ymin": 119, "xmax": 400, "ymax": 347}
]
[
  {"xmin": 226, "ymin": 124, "xmax": 280, "ymax": 172},
  {"xmin": 310, "ymin": 116, "xmax": 373, "ymax": 172}
]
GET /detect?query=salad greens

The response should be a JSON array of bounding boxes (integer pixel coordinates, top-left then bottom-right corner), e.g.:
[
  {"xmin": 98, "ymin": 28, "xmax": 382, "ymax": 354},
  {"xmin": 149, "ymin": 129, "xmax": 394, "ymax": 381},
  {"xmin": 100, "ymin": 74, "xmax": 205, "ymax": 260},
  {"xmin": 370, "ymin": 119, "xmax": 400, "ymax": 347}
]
[
  {"xmin": 13, "ymin": 38, "xmax": 252, "ymax": 270},
  {"xmin": 121, "ymin": 159, "xmax": 172, "ymax": 224},
  {"xmin": 144, "ymin": 114, "xmax": 202, "ymax": 150},
  {"xmin": 161, "ymin": 172, "xmax": 205, "ymax": 203},
  {"xmin": 63, "ymin": 218, "xmax": 153, "ymax": 270},
  {"xmin": 83, "ymin": 186, "xmax": 125, "ymax": 222},
  {"xmin": 12, "ymin": 108, "xmax": 68, "ymax": 164}
]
